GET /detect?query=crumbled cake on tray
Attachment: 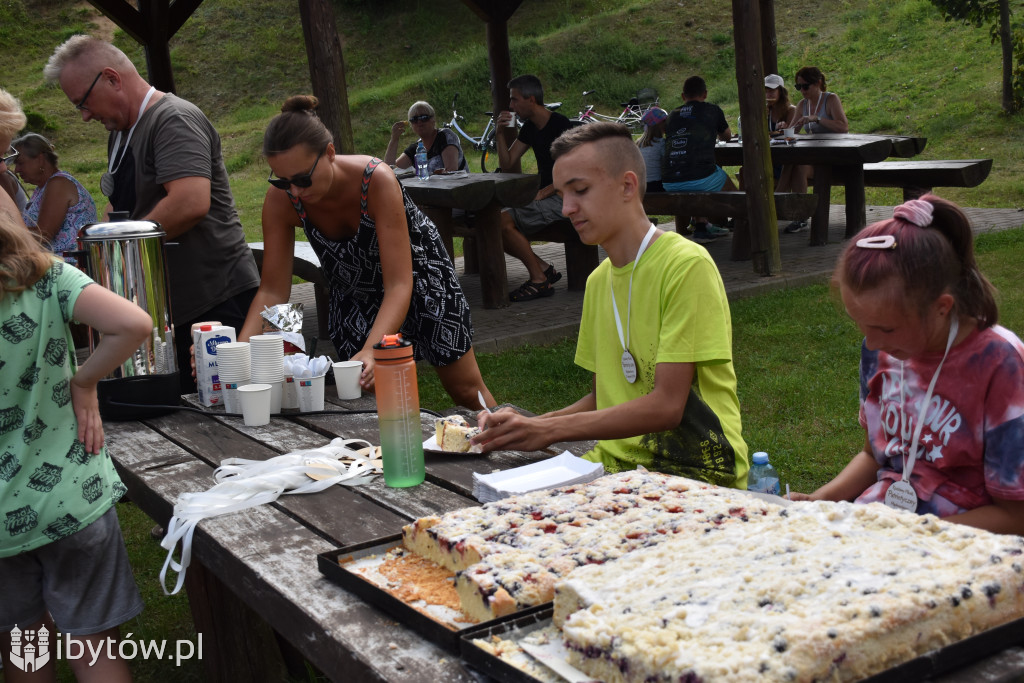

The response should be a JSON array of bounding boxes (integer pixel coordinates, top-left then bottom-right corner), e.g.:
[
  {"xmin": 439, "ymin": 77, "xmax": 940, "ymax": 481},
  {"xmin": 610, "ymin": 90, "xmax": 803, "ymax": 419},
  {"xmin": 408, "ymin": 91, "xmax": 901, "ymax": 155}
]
[
  {"xmin": 554, "ymin": 501, "xmax": 1024, "ymax": 683},
  {"xmin": 402, "ymin": 469, "xmax": 785, "ymax": 621}
]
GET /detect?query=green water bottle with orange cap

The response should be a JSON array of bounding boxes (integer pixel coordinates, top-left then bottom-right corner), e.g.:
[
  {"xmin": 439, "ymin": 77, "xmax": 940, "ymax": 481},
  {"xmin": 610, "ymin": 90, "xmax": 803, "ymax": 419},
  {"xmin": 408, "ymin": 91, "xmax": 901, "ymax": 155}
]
[{"xmin": 373, "ymin": 333, "xmax": 425, "ymax": 487}]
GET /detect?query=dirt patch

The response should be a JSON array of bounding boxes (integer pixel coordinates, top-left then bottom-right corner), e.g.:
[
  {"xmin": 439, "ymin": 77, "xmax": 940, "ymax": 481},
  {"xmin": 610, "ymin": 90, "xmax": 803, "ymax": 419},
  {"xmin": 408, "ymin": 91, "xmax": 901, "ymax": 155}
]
[{"xmin": 75, "ymin": 1, "xmax": 117, "ymax": 42}]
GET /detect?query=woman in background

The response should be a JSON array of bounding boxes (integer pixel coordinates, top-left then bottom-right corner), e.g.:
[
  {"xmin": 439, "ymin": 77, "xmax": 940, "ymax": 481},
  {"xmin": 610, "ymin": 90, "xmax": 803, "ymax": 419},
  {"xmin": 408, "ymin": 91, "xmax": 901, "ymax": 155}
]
[
  {"xmin": 384, "ymin": 100, "xmax": 466, "ymax": 174},
  {"xmin": 13, "ymin": 133, "xmax": 97, "ymax": 259}
]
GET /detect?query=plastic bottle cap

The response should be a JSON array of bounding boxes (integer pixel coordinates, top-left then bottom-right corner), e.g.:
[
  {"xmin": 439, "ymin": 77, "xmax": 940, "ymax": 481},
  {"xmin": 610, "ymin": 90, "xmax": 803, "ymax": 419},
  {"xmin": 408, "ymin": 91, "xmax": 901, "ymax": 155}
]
[
  {"xmin": 200, "ymin": 324, "xmax": 212, "ymax": 331},
  {"xmin": 752, "ymin": 452, "xmax": 769, "ymax": 465}
]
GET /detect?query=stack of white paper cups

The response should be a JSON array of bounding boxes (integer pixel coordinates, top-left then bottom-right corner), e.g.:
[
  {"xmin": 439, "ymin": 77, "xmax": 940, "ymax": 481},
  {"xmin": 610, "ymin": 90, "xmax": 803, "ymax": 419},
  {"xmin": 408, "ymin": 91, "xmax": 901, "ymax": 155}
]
[
  {"xmin": 214, "ymin": 342, "xmax": 251, "ymax": 413},
  {"xmin": 249, "ymin": 335, "xmax": 285, "ymax": 414}
]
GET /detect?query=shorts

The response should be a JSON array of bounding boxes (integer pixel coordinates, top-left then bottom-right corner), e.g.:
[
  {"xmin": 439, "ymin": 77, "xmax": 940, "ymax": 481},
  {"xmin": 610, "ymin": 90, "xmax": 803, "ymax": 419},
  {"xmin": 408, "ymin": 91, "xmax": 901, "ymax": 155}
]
[
  {"xmin": 0, "ymin": 506, "xmax": 144, "ymax": 635},
  {"xmin": 506, "ymin": 194, "xmax": 565, "ymax": 236},
  {"xmin": 662, "ymin": 166, "xmax": 729, "ymax": 192}
]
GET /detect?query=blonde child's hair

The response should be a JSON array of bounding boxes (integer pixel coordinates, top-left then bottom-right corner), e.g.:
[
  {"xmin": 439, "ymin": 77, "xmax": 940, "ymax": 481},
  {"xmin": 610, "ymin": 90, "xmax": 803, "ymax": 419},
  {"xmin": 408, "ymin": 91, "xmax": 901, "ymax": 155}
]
[{"xmin": 0, "ymin": 209, "xmax": 53, "ymax": 300}]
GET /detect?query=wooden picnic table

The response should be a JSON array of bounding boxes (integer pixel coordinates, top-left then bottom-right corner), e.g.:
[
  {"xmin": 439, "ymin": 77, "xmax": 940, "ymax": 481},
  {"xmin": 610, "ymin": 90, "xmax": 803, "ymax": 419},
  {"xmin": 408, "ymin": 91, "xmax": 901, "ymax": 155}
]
[
  {"xmin": 400, "ymin": 172, "xmax": 539, "ymax": 309},
  {"xmin": 715, "ymin": 134, "xmax": 927, "ymax": 244},
  {"xmin": 105, "ymin": 392, "xmax": 593, "ymax": 681}
]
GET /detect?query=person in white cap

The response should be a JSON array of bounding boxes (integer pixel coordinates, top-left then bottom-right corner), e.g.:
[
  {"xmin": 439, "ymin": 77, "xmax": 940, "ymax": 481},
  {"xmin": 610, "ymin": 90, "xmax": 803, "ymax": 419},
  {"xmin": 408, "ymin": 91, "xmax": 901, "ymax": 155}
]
[{"xmin": 764, "ymin": 74, "xmax": 797, "ymax": 133}]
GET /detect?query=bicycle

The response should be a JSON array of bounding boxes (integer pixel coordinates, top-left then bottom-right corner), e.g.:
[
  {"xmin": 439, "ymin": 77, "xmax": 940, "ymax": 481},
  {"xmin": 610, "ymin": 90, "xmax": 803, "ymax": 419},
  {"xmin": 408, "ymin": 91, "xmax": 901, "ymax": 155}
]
[
  {"xmin": 444, "ymin": 93, "xmax": 502, "ymax": 173},
  {"xmin": 444, "ymin": 93, "xmax": 565, "ymax": 172},
  {"xmin": 574, "ymin": 88, "xmax": 660, "ymax": 133}
]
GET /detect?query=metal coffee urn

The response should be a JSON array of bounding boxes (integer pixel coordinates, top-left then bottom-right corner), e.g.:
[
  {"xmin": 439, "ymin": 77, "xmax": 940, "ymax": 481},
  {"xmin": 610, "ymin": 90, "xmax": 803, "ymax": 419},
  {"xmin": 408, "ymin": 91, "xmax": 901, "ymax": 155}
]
[{"xmin": 77, "ymin": 214, "xmax": 180, "ymax": 419}]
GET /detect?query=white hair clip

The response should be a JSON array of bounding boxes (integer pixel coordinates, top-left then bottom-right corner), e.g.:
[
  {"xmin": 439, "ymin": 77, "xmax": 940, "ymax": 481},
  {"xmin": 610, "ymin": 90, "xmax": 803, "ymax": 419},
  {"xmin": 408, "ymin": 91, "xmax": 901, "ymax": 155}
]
[{"xmin": 855, "ymin": 235, "xmax": 897, "ymax": 250}]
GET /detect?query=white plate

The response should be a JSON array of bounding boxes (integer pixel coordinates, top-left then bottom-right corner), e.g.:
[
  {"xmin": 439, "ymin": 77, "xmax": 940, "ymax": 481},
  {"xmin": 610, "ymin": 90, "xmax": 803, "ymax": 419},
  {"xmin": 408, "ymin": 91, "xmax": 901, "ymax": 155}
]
[{"xmin": 422, "ymin": 434, "xmax": 482, "ymax": 455}]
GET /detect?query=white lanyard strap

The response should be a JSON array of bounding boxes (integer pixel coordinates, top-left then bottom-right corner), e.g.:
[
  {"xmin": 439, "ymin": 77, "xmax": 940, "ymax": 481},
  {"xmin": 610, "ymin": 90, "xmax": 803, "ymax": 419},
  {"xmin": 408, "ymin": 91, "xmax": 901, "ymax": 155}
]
[
  {"xmin": 901, "ymin": 316, "xmax": 959, "ymax": 482},
  {"xmin": 108, "ymin": 86, "xmax": 156, "ymax": 176},
  {"xmin": 610, "ymin": 224, "xmax": 657, "ymax": 353}
]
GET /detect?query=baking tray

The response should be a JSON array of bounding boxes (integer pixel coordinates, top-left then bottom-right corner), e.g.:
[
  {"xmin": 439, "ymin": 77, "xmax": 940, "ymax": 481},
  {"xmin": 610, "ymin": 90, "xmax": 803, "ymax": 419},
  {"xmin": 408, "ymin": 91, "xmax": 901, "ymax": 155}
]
[
  {"xmin": 459, "ymin": 609, "xmax": 1024, "ymax": 683},
  {"xmin": 316, "ymin": 535, "xmax": 550, "ymax": 653}
]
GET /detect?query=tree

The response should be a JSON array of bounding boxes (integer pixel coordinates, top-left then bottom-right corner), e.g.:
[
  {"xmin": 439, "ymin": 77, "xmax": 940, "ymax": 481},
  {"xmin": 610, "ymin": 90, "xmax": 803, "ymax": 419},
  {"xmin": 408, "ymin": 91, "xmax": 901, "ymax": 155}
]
[{"xmin": 930, "ymin": 0, "xmax": 1018, "ymax": 113}]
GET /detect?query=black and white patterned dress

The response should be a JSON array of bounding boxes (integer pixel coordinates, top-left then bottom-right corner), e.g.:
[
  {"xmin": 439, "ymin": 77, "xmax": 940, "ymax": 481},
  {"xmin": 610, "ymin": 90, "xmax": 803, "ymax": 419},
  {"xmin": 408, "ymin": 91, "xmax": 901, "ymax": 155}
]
[{"xmin": 287, "ymin": 158, "xmax": 473, "ymax": 366}]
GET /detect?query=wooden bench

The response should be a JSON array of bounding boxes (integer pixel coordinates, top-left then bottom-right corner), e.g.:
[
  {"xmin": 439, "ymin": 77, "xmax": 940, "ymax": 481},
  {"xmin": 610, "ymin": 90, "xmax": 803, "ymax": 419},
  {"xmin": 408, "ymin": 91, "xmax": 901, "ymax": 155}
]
[
  {"xmin": 862, "ymin": 159, "xmax": 992, "ymax": 201},
  {"xmin": 249, "ymin": 241, "xmax": 329, "ymax": 341},
  {"xmin": 527, "ymin": 220, "xmax": 597, "ymax": 291},
  {"xmin": 642, "ymin": 191, "xmax": 819, "ymax": 261}
]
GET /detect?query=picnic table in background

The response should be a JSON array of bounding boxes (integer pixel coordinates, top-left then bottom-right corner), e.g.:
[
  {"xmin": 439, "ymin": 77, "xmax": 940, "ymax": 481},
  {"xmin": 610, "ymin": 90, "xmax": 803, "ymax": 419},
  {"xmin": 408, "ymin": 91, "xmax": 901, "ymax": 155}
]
[
  {"xmin": 715, "ymin": 133, "xmax": 927, "ymax": 245},
  {"xmin": 400, "ymin": 172, "xmax": 539, "ymax": 309}
]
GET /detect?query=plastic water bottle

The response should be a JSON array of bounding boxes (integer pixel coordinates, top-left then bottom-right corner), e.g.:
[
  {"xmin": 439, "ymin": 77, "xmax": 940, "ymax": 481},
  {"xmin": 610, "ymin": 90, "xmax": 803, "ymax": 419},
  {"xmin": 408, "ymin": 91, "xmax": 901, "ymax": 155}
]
[
  {"xmin": 747, "ymin": 451, "xmax": 780, "ymax": 495},
  {"xmin": 736, "ymin": 116, "xmax": 742, "ymax": 142},
  {"xmin": 373, "ymin": 334, "xmax": 425, "ymax": 487},
  {"xmin": 414, "ymin": 141, "xmax": 429, "ymax": 180}
]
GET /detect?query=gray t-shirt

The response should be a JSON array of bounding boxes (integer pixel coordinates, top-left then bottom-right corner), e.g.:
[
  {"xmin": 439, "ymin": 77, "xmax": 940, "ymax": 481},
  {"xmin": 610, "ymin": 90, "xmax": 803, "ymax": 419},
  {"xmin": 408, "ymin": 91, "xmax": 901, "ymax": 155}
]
[{"xmin": 121, "ymin": 94, "xmax": 259, "ymax": 322}]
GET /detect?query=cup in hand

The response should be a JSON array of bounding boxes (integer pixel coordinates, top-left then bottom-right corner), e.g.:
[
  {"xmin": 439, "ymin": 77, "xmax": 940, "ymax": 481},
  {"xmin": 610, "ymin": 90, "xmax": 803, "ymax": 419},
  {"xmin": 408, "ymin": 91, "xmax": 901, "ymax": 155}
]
[
  {"xmin": 332, "ymin": 361, "xmax": 363, "ymax": 400},
  {"xmin": 501, "ymin": 111, "xmax": 516, "ymax": 128},
  {"xmin": 237, "ymin": 383, "xmax": 272, "ymax": 427}
]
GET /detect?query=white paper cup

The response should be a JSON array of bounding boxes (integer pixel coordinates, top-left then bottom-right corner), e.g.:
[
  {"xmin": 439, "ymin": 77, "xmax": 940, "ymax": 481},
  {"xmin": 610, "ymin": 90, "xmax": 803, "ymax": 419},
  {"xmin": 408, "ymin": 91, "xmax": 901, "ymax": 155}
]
[
  {"xmin": 332, "ymin": 361, "xmax": 363, "ymax": 400},
  {"xmin": 784, "ymin": 127, "xmax": 796, "ymax": 139},
  {"xmin": 237, "ymin": 383, "xmax": 272, "ymax": 426},
  {"xmin": 282, "ymin": 375, "xmax": 298, "ymax": 410},
  {"xmin": 296, "ymin": 374, "xmax": 326, "ymax": 412},
  {"xmin": 267, "ymin": 380, "xmax": 283, "ymax": 414},
  {"xmin": 505, "ymin": 114, "xmax": 517, "ymax": 128},
  {"xmin": 222, "ymin": 382, "xmax": 243, "ymax": 414}
]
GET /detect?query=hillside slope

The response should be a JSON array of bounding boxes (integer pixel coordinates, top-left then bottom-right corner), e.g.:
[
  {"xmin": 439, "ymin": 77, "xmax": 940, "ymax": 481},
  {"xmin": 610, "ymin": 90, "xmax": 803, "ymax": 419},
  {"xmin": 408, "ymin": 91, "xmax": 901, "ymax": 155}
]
[{"xmin": 3, "ymin": 0, "xmax": 1022, "ymax": 240}]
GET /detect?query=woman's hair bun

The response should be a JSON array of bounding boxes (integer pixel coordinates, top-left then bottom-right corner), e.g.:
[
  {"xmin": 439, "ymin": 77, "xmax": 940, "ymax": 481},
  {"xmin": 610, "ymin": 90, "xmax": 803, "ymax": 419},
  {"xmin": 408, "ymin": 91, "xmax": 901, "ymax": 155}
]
[{"xmin": 282, "ymin": 95, "xmax": 319, "ymax": 114}]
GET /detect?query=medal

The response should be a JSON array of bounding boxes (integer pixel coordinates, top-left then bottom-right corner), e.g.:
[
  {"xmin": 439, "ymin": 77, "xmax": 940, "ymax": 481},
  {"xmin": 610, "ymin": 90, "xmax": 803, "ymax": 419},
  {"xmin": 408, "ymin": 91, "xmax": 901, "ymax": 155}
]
[
  {"xmin": 885, "ymin": 318, "xmax": 959, "ymax": 513},
  {"xmin": 610, "ymin": 224, "xmax": 658, "ymax": 383},
  {"xmin": 621, "ymin": 351, "xmax": 637, "ymax": 384},
  {"xmin": 884, "ymin": 480, "xmax": 918, "ymax": 512},
  {"xmin": 100, "ymin": 172, "xmax": 115, "ymax": 197}
]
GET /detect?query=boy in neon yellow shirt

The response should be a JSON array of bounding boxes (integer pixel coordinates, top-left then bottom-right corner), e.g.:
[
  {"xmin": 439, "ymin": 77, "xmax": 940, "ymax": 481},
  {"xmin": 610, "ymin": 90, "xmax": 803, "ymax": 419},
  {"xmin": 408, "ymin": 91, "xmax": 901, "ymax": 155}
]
[{"xmin": 475, "ymin": 121, "xmax": 748, "ymax": 488}]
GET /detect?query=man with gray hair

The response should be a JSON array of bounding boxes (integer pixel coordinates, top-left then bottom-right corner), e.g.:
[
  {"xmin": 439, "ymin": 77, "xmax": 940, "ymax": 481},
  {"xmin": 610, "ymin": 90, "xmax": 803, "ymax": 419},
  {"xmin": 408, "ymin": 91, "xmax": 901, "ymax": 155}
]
[{"xmin": 45, "ymin": 35, "xmax": 260, "ymax": 391}]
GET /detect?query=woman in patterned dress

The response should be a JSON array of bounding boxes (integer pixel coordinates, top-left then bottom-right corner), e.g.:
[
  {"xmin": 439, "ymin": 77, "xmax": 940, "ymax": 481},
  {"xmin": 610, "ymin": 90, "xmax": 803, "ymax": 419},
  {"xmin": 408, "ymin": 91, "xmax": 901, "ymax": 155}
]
[{"xmin": 239, "ymin": 96, "xmax": 494, "ymax": 409}]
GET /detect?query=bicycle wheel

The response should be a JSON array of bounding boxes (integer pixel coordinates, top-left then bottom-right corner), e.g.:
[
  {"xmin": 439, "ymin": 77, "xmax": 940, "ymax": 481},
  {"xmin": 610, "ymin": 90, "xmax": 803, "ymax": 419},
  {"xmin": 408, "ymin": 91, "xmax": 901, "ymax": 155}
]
[{"xmin": 480, "ymin": 128, "xmax": 498, "ymax": 172}]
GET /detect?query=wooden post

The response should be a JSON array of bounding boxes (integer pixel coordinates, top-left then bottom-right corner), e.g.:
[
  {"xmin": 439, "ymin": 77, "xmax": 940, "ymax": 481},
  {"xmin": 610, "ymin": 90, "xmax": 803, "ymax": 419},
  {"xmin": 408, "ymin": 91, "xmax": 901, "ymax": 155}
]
[
  {"xmin": 298, "ymin": 0, "xmax": 355, "ymax": 154},
  {"xmin": 760, "ymin": 0, "xmax": 778, "ymax": 78},
  {"xmin": 732, "ymin": 0, "xmax": 779, "ymax": 275},
  {"xmin": 486, "ymin": 19, "xmax": 520, "ymax": 172},
  {"xmin": 140, "ymin": 0, "xmax": 175, "ymax": 92}
]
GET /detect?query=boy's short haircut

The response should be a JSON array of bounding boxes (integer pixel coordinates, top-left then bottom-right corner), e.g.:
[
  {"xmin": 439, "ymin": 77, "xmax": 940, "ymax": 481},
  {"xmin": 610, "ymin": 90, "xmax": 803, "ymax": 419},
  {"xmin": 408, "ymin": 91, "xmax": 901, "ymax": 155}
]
[
  {"xmin": 507, "ymin": 74, "xmax": 544, "ymax": 105},
  {"xmin": 551, "ymin": 121, "xmax": 646, "ymax": 192},
  {"xmin": 683, "ymin": 76, "xmax": 708, "ymax": 98}
]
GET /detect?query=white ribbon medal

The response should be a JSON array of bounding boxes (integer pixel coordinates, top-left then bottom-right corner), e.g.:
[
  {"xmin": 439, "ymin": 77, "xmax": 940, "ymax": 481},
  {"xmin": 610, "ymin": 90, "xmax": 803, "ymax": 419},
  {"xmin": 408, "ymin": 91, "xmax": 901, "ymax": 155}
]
[
  {"xmin": 101, "ymin": 86, "xmax": 156, "ymax": 197},
  {"xmin": 610, "ymin": 224, "xmax": 657, "ymax": 383},
  {"xmin": 884, "ymin": 317, "xmax": 959, "ymax": 512}
]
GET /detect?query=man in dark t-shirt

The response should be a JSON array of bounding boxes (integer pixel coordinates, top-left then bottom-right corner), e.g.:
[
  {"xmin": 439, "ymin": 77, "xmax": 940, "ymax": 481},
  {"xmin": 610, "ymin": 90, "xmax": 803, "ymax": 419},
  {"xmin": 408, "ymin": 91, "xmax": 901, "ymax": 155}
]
[
  {"xmin": 496, "ymin": 74, "xmax": 577, "ymax": 302},
  {"xmin": 662, "ymin": 76, "xmax": 736, "ymax": 241}
]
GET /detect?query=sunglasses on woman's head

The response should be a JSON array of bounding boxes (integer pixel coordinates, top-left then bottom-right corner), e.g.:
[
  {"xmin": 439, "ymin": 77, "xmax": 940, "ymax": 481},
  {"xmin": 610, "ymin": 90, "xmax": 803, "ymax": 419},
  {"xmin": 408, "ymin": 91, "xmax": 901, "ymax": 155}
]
[
  {"xmin": 409, "ymin": 114, "xmax": 432, "ymax": 123},
  {"xmin": 267, "ymin": 147, "xmax": 325, "ymax": 190},
  {"xmin": 1, "ymin": 148, "xmax": 17, "ymax": 166}
]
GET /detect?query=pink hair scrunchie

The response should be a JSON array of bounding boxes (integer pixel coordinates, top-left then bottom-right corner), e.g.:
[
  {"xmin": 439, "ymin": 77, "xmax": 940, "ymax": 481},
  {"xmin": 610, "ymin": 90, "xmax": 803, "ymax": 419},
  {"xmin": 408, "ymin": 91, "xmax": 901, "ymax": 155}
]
[{"xmin": 892, "ymin": 199, "xmax": 933, "ymax": 227}]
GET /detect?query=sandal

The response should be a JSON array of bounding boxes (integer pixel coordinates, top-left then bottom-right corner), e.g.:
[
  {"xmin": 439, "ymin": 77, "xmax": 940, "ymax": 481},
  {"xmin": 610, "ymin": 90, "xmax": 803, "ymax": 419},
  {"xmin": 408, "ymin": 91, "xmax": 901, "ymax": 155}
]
[
  {"xmin": 509, "ymin": 279, "xmax": 555, "ymax": 302},
  {"xmin": 543, "ymin": 265, "xmax": 562, "ymax": 285}
]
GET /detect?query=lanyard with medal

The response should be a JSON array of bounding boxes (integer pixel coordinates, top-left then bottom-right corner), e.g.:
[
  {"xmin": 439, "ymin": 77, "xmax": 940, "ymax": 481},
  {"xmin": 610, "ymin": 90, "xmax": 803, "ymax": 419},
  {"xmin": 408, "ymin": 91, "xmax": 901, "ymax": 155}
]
[
  {"xmin": 100, "ymin": 86, "xmax": 156, "ymax": 197},
  {"xmin": 884, "ymin": 316, "xmax": 959, "ymax": 512},
  {"xmin": 610, "ymin": 223, "xmax": 658, "ymax": 383}
]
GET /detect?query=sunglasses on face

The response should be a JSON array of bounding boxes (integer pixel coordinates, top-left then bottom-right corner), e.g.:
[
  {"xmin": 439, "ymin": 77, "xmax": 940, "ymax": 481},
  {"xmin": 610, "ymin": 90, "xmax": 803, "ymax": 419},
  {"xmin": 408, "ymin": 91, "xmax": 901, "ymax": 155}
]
[
  {"xmin": 76, "ymin": 72, "xmax": 104, "ymax": 111},
  {"xmin": 795, "ymin": 82, "xmax": 813, "ymax": 91},
  {"xmin": 267, "ymin": 147, "xmax": 326, "ymax": 190},
  {"xmin": 1, "ymin": 149, "xmax": 17, "ymax": 166},
  {"xmin": 409, "ymin": 114, "xmax": 433, "ymax": 123}
]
